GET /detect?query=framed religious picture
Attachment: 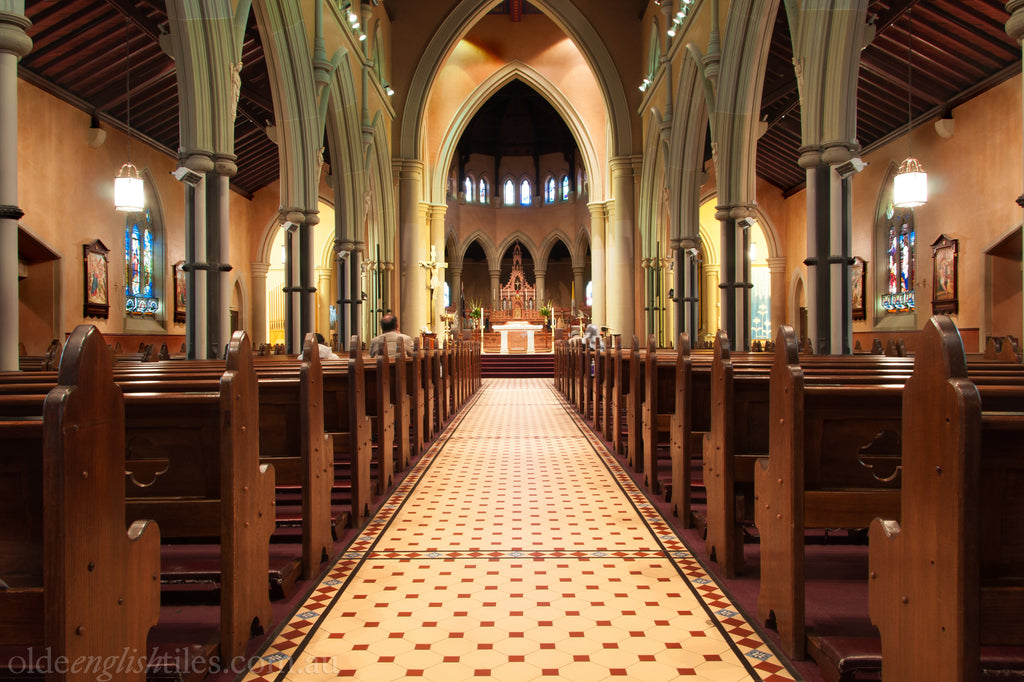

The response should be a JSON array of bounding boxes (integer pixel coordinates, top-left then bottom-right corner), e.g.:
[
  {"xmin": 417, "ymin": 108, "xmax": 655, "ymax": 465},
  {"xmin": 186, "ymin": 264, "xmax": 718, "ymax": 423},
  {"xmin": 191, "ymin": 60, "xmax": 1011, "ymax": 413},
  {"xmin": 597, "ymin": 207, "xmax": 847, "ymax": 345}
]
[
  {"xmin": 82, "ymin": 239, "xmax": 110, "ymax": 319},
  {"xmin": 173, "ymin": 260, "xmax": 187, "ymax": 324},
  {"xmin": 851, "ymin": 256, "xmax": 867, "ymax": 321},
  {"xmin": 931, "ymin": 234, "xmax": 959, "ymax": 315}
]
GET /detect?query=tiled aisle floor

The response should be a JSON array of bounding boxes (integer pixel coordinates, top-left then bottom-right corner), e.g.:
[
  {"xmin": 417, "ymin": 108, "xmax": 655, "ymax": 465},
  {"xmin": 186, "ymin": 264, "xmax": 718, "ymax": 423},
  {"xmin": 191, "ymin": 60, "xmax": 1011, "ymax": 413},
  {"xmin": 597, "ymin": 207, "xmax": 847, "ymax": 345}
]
[{"xmin": 243, "ymin": 379, "xmax": 799, "ymax": 681}]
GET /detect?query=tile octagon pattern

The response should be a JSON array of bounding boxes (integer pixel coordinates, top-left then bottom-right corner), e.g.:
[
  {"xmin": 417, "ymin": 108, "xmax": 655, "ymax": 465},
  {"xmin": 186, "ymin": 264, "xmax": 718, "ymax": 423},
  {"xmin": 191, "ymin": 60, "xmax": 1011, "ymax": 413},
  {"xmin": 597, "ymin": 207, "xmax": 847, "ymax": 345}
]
[{"xmin": 242, "ymin": 378, "xmax": 799, "ymax": 682}]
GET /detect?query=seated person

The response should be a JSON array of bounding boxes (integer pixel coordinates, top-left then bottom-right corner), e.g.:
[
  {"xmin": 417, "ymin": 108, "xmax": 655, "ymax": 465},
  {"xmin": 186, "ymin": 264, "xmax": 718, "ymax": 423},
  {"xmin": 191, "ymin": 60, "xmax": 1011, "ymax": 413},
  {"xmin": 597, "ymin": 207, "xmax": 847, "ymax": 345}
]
[
  {"xmin": 369, "ymin": 313, "xmax": 414, "ymax": 357},
  {"xmin": 298, "ymin": 332, "xmax": 339, "ymax": 360},
  {"xmin": 583, "ymin": 323, "xmax": 605, "ymax": 351}
]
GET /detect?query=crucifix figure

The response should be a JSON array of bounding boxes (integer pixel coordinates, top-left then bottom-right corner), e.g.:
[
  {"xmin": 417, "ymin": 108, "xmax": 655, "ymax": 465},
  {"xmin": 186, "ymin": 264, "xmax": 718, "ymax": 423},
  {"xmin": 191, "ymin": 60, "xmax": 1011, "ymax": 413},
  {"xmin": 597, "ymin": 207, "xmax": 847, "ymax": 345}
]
[{"xmin": 419, "ymin": 245, "xmax": 448, "ymax": 326}]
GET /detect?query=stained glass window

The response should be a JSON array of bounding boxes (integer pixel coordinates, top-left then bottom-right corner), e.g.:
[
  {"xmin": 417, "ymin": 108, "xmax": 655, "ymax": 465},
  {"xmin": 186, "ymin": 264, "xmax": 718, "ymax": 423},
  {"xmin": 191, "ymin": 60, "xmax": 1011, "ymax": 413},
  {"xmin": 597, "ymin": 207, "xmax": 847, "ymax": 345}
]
[
  {"xmin": 561, "ymin": 175, "xmax": 570, "ymax": 201},
  {"xmin": 464, "ymin": 176, "xmax": 474, "ymax": 202},
  {"xmin": 479, "ymin": 178, "xmax": 488, "ymax": 204},
  {"xmin": 520, "ymin": 179, "xmax": 531, "ymax": 206},
  {"xmin": 881, "ymin": 199, "xmax": 915, "ymax": 312},
  {"xmin": 544, "ymin": 177, "xmax": 556, "ymax": 204},
  {"xmin": 503, "ymin": 179, "xmax": 515, "ymax": 206},
  {"xmin": 125, "ymin": 210, "xmax": 159, "ymax": 315}
]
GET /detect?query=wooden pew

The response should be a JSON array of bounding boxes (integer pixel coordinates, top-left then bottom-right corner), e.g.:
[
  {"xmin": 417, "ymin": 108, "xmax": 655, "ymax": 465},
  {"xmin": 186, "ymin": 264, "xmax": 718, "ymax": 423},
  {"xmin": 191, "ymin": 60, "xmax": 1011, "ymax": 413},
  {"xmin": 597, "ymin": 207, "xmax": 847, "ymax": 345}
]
[
  {"xmin": 703, "ymin": 331, "xmax": 772, "ymax": 578},
  {"xmin": 869, "ymin": 316, "xmax": 1024, "ymax": 680},
  {"xmin": 122, "ymin": 330, "xmax": 276, "ymax": 662},
  {"xmin": 390, "ymin": 337, "xmax": 412, "ymax": 471},
  {"xmin": 0, "ymin": 325, "xmax": 160, "ymax": 681},
  {"xmin": 641, "ymin": 335, "xmax": 678, "ymax": 496},
  {"xmin": 753, "ymin": 326, "xmax": 902, "ymax": 658},
  {"xmin": 363, "ymin": 343, "xmax": 396, "ymax": 493},
  {"xmin": 322, "ymin": 339, "xmax": 373, "ymax": 528},
  {"xmin": 257, "ymin": 333, "xmax": 334, "ymax": 580}
]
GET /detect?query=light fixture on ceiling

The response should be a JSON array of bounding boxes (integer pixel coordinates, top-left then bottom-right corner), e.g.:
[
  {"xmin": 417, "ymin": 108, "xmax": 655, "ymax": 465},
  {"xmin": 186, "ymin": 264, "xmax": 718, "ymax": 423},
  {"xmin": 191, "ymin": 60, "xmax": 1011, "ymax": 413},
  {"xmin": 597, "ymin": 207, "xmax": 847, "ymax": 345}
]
[
  {"xmin": 893, "ymin": 7, "xmax": 927, "ymax": 209},
  {"xmin": 114, "ymin": 18, "xmax": 144, "ymax": 212}
]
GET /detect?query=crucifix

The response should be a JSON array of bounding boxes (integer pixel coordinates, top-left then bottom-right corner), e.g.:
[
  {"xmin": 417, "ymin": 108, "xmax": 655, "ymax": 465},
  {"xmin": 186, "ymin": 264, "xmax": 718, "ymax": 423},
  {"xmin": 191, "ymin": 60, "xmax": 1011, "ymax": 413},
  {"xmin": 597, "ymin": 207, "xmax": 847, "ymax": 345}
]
[{"xmin": 419, "ymin": 245, "xmax": 447, "ymax": 327}]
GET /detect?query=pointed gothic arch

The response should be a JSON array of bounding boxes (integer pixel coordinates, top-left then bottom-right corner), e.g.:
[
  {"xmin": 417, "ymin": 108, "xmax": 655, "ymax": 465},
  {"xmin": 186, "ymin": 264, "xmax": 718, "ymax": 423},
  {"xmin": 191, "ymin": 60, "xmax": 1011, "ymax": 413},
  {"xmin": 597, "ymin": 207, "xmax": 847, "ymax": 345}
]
[
  {"xmin": 399, "ymin": 0, "xmax": 634, "ymax": 165},
  {"xmin": 428, "ymin": 62, "xmax": 603, "ymax": 203}
]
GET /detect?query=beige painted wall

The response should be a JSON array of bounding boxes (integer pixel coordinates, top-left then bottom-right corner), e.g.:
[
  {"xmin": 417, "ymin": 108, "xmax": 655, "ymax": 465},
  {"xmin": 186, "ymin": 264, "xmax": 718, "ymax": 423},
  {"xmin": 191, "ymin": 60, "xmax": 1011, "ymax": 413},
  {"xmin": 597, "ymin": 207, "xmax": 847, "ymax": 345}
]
[{"xmin": 16, "ymin": 79, "xmax": 267, "ymax": 346}]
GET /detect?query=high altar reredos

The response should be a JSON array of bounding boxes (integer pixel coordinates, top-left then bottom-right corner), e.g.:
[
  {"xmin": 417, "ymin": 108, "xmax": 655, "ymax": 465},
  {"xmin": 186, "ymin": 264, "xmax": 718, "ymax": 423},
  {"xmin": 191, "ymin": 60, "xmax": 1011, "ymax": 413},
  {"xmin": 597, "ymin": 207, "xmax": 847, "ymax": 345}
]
[{"xmin": 484, "ymin": 243, "xmax": 549, "ymax": 354}]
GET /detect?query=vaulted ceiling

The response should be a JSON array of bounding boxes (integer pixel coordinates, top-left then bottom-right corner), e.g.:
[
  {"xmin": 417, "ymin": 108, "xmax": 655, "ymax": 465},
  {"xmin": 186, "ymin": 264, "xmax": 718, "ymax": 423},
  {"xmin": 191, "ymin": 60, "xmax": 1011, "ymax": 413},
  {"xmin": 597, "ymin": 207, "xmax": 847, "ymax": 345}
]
[{"xmin": 18, "ymin": 0, "xmax": 1021, "ymax": 200}]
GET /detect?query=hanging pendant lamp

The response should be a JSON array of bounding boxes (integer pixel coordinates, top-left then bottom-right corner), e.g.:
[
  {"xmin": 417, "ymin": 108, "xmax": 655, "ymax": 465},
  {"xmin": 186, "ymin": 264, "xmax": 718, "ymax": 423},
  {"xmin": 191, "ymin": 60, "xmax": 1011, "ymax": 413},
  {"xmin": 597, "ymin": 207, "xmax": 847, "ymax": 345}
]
[
  {"xmin": 115, "ymin": 18, "xmax": 144, "ymax": 212},
  {"xmin": 893, "ymin": 7, "xmax": 927, "ymax": 209}
]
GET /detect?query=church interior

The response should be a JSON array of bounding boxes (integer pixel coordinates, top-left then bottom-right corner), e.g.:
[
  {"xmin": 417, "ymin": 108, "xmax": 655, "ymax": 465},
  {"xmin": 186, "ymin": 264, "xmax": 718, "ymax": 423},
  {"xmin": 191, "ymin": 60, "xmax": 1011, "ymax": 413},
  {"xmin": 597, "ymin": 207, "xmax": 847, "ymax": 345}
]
[{"xmin": 2, "ymin": 0, "xmax": 1023, "ymax": 680}]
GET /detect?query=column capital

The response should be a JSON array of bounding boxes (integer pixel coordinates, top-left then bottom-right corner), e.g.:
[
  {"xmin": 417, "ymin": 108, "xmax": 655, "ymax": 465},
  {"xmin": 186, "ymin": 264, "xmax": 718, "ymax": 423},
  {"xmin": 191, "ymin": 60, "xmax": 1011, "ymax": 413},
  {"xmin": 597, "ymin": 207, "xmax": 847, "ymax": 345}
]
[
  {"xmin": 766, "ymin": 256, "xmax": 787, "ymax": 274},
  {"xmin": 587, "ymin": 201, "xmax": 609, "ymax": 220},
  {"xmin": 178, "ymin": 149, "xmax": 216, "ymax": 173},
  {"xmin": 213, "ymin": 152, "xmax": 238, "ymax": 178},
  {"xmin": 251, "ymin": 261, "xmax": 270, "ymax": 277},
  {"xmin": 609, "ymin": 155, "xmax": 641, "ymax": 177},
  {"xmin": 428, "ymin": 203, "xmax": 447, "ymax": 220},
  {"xmin": 0, "ymin": 11, "xmax": 31, "ymax": 59},
  {"xmin": 315, "ymin": 266, "xmax": 333, "ymax": 279},
  {"xmin": 572, "ymin": 265, "xmax": 586, "ymax": 276},
  {"xmin": 280, "ymin": 208, "xmax": 319, "ymax": 226},
  {"xmin": 393, "ymin": 158, "xmax": 424, "ymax": 178},
  {"xmin": 714, "ymin": 203, "xmax": 757, "ymax": 222},
  {"xmin": 1007, "ymin": 0, "xmax": 1024, "ymax": 42}
]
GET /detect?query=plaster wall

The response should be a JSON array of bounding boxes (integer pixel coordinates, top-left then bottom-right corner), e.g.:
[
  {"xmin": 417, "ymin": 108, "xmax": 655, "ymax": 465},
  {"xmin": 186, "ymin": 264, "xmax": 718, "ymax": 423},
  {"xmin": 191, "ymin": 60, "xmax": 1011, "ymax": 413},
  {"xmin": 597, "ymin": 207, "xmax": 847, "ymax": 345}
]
[{"xmin": 16, "ymin": 79, "xmax": 263, "ymax": 344}]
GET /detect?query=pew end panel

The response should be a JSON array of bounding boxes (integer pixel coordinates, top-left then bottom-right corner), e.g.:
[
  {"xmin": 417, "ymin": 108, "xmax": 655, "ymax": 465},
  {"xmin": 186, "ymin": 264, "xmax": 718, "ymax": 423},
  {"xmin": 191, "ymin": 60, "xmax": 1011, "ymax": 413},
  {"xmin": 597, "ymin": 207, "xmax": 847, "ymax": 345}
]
[
  {"xmin": 0, "ymin": 325, "xmax": 161, "ymax": 680},
  {"xmin": 755, "ymin": 325, "xmax": 805, "ymax": 658},
  {"xmin": 219, "ymin": 331, "xmax": 277, "ymax": 662},
  {"xmin": 299, "ymin": 334, "xmax": 334, "ymax": 580},
  {"xmin": 869, "ymin": 316, "xmax": 985, "ymax": 680}
]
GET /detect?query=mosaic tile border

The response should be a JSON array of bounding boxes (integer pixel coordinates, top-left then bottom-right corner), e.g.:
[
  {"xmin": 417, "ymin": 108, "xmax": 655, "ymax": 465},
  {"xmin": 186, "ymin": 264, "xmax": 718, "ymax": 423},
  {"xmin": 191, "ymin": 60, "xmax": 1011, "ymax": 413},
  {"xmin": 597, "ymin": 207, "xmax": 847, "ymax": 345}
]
[{"xmin": 551, "ymin": 385, "xmax": 802, "ymax": 682}]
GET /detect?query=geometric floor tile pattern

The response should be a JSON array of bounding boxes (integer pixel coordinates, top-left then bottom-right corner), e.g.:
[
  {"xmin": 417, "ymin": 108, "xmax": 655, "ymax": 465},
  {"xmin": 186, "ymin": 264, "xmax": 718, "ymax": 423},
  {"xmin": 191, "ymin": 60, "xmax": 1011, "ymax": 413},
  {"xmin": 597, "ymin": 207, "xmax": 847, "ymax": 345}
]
[{"xmin": 242, "ymin": 378, "xmax": 800, "ymax": 681}]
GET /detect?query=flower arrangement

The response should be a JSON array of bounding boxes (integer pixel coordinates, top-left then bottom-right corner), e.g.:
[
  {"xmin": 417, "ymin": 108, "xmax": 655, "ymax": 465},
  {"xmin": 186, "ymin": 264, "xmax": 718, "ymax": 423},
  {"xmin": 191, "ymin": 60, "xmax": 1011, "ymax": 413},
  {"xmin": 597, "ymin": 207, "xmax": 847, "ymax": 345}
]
[{"xmin": 539, "ymin": 302, "xmax": 552, "ymax": 318}]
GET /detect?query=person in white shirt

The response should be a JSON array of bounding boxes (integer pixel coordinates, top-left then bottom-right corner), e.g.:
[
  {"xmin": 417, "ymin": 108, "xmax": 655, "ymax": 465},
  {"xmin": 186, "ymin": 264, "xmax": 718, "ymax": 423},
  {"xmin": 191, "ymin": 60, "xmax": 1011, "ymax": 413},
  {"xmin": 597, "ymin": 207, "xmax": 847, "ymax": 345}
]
[
  {"xmin": 369, "ymin": 313, "xmax": 414, "ymax": 357},
  {"xmin": 298, "ymin": 332, "xmax": 339, "ymax": 360}
]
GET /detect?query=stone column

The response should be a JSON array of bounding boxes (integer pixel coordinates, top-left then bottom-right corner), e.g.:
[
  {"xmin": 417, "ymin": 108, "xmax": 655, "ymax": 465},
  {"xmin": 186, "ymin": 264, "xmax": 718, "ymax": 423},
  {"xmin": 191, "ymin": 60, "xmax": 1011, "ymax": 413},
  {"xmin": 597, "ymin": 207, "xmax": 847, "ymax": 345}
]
[
  {"xmin": 704, "ymin": 264, "xmax": 720, "ymax": 342},
  {"xmin": 715, "ymin": 207, "xmax": 749, "ymax": 351},
  {"xmin": 251, "ymin": 261, "xmax": 270, "ymax": 347},
  {"xmin": 767, "ymin": 257, "xmax": 787, "ymax": 342},
  {"xmin": 534, "ymin": 267, "xmax": 546, "ymax": 306},
  {"xmin": 450, "ymin": 267, "xmax": 462, "ymax": 330},
  {"xmin": 316, "ymin": 266, "xmax": 332, "ymax": 344},
  {"xmin": 428, "ymin": 204, "xmax": 447, "ymax": 332},
  {"xmin": 489, "ymin": 269, "xmax": 501, "ymax": 311},
  {"xmin": 676, "ymin": 236, "xmax": 700, "ymax": 340},
  {"xmin": 336, "ymin": 240, "xmax": 354, "ymax": 351},
  {"xmin": 0, "ymin": 9, "xmax": 30, "ymax": 371},
  {"xmin": 588, "ymin": 202, "xmax": 608, "ymax": 327},
  {"xmin": 207, "ymin": 159, "xmax": 236, "ymax": 358},
  {"xmin": 572, "ymin": 266, "xmax": 586, "ymax": 314},
  {"xmin": 607, "ymin": 157, "xmax": 636, "ymax": 338},
  {"xmin": 396, "ymin": 160, "xmax": 428, "ymax": 336}
]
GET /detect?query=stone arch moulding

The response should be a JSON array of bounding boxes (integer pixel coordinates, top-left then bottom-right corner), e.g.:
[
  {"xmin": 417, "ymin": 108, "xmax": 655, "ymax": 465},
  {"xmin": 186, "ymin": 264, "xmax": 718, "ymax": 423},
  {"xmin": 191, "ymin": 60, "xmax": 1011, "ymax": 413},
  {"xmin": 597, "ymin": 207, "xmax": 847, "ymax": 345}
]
[
  {"xmin": 460, "ymin": 230, "xmax": 500, "ymax": 271},
  {"xmin": 428, "ymin": 61, "xmax": 604, "ymax": 204},
  {"xmin": 400, "ymin": 0, "xmax": 633, "ymax": 164},
  {"xmin": 536, "ymin": 229, "xmax": 574, "ymax": 273},
  {"xmin": 638, "ymin": 107, "xmax": 668, "ymax": 261},
  {"xmin": 231, "ymin": 273, "xmax": 250, "ymax": 333},
  {"xmin": 495, "ymin": 233, "xmax": 541, "ymax": 269},
  {"xmin": 365, "ymin": 112, "xmax": 397, "ymax": 265},
  {"xmin": 324, "ymin": 49, "xmax": 365, "ymax": 246},
  {"xmin": 788, "ymin": 268, "xmax": 807, "ymax": 329},
  {"xmin": 445, "ymin": 228, "xmax": 462, "ymax": 270},
  {"xmin": 573, "ymin": 227, "xmax": 591, "ymax": 272}
]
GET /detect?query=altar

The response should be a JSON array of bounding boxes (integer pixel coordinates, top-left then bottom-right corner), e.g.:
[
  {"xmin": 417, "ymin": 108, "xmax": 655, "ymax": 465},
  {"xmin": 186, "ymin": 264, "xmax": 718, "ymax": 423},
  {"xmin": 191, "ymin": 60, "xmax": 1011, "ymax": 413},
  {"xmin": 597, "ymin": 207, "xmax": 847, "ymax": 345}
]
[{"xmin": 492, "ymin": 321, "xmax": 544, "ymax": 354}]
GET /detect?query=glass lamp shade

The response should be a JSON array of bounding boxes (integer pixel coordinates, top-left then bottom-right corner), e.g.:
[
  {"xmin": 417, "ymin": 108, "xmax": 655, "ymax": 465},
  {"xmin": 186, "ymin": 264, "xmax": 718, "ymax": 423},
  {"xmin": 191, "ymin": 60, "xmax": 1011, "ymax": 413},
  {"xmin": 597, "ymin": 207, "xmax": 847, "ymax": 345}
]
[
  {"xmin": 114, "ymin": 162, "xmax": 145, "ymax": 212},
  {"xmin": 893, "ymin": 157, "xmax": 928, "ymax": 208}
]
